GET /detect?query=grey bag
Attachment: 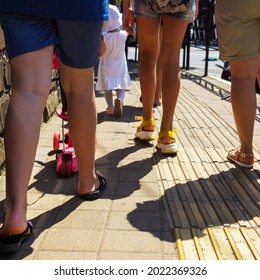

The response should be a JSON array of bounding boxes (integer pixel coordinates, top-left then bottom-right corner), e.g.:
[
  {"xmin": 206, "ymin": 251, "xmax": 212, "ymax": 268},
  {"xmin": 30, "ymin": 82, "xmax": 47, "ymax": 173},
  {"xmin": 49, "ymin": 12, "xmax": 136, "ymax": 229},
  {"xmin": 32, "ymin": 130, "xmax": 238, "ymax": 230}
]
[{"xmin": 146, "ymin": 0, "xmax": 189, "ymax": 13}]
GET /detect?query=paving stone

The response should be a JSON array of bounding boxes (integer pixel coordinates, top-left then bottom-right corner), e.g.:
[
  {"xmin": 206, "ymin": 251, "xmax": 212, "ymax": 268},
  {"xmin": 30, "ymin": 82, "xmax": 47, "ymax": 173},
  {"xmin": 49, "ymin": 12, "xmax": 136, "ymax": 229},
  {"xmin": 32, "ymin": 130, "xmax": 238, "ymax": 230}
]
[
  {"xmin": 100, "ymin": 230, "xmax": 162, "ymax": 253},
  {"xmin": 0, "ymin": 66, "xmax": 259, "ymax": 260}
]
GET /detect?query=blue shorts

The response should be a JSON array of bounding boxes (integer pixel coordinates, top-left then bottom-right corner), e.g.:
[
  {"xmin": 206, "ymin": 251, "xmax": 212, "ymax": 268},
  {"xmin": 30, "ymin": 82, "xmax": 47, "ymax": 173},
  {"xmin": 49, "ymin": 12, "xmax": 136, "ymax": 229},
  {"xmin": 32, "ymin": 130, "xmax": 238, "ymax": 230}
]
[
  {"xmin": 0, "ymin": 13, "xmax": 103, "ymax": 68},
  {"xmin": 133, "ymin": 0, "xmax": 196, "ymax": 21}
]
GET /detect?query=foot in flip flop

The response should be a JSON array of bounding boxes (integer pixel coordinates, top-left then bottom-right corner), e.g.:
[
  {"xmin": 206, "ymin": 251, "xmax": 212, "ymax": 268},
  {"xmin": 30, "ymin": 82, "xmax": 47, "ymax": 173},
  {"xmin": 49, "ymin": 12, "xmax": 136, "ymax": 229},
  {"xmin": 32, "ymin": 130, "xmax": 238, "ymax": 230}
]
[
  {"xmin": 78, "ymin": 172, "xmax": 106, "ymax": 200},
  {"xmin": 227, "ymin": 146, "xmax": 254, "ymax": 168},
  {"xmin": 0, "ymin": 222, "xmax": 33, "ymax": 253}
]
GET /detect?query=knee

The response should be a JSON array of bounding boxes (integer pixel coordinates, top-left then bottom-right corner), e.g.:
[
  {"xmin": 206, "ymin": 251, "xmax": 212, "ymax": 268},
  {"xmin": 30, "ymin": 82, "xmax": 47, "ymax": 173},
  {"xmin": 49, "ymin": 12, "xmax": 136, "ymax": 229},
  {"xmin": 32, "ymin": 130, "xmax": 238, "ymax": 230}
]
[
  {"xmin": 231, "ymin": 69, "xmax": 257, "ymax": 81},
  {"xmin": 161, "ymin": 56, "xmax": 180, "ymax": 76},
  {"xmin": 139, "ymin": 44, "xmax": 159, "ymax": 61},
  {"xmin": 230, "ymin": 60, "xmax": 258, "ymax": 80},
  {"xmin": 140, "ymin": 51, "xmax": 158, "ymax": 64}
]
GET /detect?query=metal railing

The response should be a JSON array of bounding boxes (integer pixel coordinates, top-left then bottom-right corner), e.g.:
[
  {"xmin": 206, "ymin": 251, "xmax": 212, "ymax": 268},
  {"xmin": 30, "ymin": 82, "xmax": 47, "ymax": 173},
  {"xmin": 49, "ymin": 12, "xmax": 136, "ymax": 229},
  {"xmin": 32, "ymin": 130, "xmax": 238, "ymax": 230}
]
[{"xmin": 182, "ymin": 0, "xmax": 216, "ymax": 76}]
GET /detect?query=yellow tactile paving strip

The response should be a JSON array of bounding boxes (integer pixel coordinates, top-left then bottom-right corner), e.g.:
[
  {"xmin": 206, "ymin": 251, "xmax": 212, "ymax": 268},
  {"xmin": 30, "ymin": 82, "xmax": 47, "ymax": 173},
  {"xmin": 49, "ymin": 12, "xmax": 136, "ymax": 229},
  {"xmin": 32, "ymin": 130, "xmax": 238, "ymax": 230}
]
[
  {"xmin": 130, "ymin": 73, "xmax": 260, "ymax": 260},
  {"xmin": 174, "ymin": 227, "xmax": 260, "ymax": 260}
]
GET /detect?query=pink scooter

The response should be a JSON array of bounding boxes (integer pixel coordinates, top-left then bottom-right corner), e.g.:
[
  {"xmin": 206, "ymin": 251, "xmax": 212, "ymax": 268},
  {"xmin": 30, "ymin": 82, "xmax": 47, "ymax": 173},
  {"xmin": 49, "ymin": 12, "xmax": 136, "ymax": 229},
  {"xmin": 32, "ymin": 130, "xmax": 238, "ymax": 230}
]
[
  {"xmin": 53, "ymin": 108, "xmax": 78, "ymax": 177},
  {"xmin": 51, "ymin": 54, "xmax": 78, "ymax": 177}
]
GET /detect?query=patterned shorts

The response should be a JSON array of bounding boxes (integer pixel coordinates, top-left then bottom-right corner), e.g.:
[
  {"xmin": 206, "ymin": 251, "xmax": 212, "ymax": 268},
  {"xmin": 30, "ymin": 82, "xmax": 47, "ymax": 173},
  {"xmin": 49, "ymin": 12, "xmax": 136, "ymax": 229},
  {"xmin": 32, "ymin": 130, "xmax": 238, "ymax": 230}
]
[{"xmin": 133, "ymin": 0, "xmax": 196, "ymax": 21}]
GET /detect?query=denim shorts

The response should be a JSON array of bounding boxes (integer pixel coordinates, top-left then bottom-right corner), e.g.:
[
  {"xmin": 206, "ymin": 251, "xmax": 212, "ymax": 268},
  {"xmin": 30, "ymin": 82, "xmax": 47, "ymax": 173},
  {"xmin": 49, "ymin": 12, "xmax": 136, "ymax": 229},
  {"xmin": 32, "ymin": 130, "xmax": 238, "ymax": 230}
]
[
  {"xmin": 0, "ymin": 13, "xmax": 103, "ymax": 68},
  {"xmin": 133, "ymin": 0, "xmax": 196, "ymax": 21}
]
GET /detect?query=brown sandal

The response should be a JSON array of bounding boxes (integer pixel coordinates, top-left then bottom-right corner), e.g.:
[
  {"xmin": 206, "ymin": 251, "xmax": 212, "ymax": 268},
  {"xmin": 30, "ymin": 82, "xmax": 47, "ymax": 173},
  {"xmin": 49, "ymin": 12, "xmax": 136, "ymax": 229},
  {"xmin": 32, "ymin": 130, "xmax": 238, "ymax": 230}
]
[{"xmin": 227, "ymin": 147, "xmax": 254, "ymax": 168}]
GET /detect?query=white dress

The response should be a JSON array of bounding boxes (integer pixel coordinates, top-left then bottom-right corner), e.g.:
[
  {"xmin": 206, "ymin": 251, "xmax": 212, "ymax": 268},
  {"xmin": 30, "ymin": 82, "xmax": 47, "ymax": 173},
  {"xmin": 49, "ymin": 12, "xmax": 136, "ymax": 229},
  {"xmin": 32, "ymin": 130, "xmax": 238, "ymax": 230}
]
[{"xmin": 96, "ymin": 30, "xmax": 131, "ymax": 91}]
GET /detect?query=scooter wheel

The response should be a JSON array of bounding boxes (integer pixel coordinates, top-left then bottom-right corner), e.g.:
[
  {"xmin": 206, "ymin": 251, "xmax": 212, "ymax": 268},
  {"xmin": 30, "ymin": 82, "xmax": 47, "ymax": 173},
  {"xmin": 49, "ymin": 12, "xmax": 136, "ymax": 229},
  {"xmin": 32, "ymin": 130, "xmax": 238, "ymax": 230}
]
[
  {"xmin": 53, "ymin": 131, "xmax": 60, "ymax": 151},
  {"xmin": 60, "ymin": 160, "xmax": 66, "ymax": 177},
  {"xmin": 61, "ymin": 160, "xmax": 72, "ymax": 177},
  {"xmin": 65, "ymin": 160, "xmax": 72, "ymax": 177}
]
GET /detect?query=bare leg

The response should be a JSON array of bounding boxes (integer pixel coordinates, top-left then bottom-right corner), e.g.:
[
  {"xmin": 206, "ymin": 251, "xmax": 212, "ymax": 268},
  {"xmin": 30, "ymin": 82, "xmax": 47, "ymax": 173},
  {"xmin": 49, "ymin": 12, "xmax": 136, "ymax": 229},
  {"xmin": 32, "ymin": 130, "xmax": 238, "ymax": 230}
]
[
  {"xmin": 136, "ymin": 16, "xmax": 161, "ymax": 129},
  {"xmin": 104, "ymin": 90, "xmax": 114, "ymax": 109},
  {"xmin": 136, "ymin": 15, "xmax": 188, "ymax": 140},
  {"xmin": 58, "ymin": 62, "xmax": 100, "ymax": 195},
  {"xmin": 257, "ymin": 56, "xmax": 260, "ymax": 87},
  {"xmin": 0, "ymin": 46, "xmax": 54, "ymax": 237},
  {"xmin": 159, "ymin": 15, "xmax": 189, "ymax": 142},
  {"xmin": 116, "ymin": 89, "xmax": 125, "ymax": 102},
  {"xmin": 154, "ymin": 55, "xmax": 163, "ymax": 106},
  {"xmin": 154, "ymin": 24, "xmax": 163, "ymax": 106},
  {"xmin": 229, "ymin": 58, "xmax": 257, "ymax": 163}
]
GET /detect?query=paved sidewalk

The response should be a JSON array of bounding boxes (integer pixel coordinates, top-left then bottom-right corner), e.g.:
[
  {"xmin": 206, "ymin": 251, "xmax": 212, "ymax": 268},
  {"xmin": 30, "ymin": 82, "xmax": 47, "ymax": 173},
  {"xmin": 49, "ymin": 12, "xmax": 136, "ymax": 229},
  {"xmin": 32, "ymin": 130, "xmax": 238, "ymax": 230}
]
[{"xmin": 0, "ymin": 62, "xmax": 259, "ymax": 260}]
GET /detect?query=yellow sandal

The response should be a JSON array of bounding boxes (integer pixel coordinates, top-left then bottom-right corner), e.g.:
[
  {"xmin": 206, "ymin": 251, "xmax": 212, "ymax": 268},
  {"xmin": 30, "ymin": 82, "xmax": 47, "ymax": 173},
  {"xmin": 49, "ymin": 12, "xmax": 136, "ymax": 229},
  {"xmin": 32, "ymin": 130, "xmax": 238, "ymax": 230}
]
[
  {"xmin": 135, "ymin": 119, "xmax": 155, "ymax": 141},
  {"xmin": 156, "ymin": 129, "xmax": 178, "ymax": 154},
  {"xmin": 227, "ymin": 147, "xmax": 254, "ymax": 168}
]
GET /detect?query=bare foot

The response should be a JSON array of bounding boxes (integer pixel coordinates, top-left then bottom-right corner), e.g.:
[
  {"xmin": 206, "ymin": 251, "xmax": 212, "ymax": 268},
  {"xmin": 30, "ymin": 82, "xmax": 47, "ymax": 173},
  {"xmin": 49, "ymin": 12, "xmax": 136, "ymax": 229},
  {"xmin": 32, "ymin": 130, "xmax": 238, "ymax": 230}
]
[
  {"xmin": 77, "ymin": 171, "xmax": 102, "ymax": 195},
  {"xmin": 143, "ymin": 125, "xmax": 154, "ymax": 131},
  {"xmin": 77, "ymin": 171, "xmax": 106, "ymax": 200},
  {"xmin": 161, "ymin": 136, "xmax": 173, "ymax": 144},
  {"xmin": 0, "ymin": 209, "xmax": 28, "ymax": 238}
]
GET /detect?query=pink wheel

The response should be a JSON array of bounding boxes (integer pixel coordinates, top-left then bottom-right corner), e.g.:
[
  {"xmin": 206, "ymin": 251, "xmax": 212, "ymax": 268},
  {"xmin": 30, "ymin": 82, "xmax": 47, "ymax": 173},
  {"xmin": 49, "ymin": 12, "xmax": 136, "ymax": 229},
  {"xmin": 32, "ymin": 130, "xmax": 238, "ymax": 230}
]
[
  {"xmin": 65, "ymin": 160, "xmax": 72, "ymax": 177},
  {"xmin": 60, "ymin": 160, "xmax": 72, "ymax": 177},
  {"xmin": 60, "ymin": 160, "xmax": 66, "ymax": 176},
  {"xmin": 53, "ymin": 131, "xmax": 60, "ymax": 151}
]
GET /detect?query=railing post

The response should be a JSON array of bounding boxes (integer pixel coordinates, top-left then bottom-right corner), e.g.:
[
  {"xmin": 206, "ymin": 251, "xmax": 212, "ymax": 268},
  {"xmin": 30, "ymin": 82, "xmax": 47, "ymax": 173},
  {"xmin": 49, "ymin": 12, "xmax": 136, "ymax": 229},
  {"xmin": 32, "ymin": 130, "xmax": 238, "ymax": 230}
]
[
  {"xmin": 204, "ymin": 0, "xmax": 214, "ymax": 76},
  {"xmin": 185, "ymin": 23, "xmax": 191, "ymax": 70}
]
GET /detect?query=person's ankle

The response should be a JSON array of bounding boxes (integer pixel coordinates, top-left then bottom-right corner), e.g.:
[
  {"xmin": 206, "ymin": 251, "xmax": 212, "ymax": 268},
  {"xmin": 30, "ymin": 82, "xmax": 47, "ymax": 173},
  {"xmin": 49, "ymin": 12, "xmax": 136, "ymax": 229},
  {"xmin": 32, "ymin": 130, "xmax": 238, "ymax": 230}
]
[
  {"xmin": 77, "ymin": 174, "xmax": 100, "ymax": 195},
  {"xmin": 240, "ymin": 151, "xmax": 254, "ymax": 163},
  {"xmin": 0, "ymin": 209, "xmax": 28, "ymax": 236},
  {"xmin": 240, "ymin": 146, "xmax": 253, "ymax": 155}
]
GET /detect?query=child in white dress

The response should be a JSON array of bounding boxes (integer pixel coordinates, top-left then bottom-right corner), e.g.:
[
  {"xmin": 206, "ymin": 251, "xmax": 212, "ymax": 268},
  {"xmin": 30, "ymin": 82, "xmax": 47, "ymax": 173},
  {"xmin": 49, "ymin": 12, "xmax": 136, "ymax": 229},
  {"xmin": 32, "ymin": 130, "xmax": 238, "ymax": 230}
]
[{"xmin": 96, "ymin": 4, "xmax": 131, "ymax": 117}]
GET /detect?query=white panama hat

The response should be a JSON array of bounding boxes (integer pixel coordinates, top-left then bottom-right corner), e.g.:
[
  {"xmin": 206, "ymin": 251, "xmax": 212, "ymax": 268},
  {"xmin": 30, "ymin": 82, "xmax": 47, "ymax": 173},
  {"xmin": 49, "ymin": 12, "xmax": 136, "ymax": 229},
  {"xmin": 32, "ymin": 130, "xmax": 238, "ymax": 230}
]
[{"xmin": 102, "ymin": 4, "xmax": 122, "ymax": 32}]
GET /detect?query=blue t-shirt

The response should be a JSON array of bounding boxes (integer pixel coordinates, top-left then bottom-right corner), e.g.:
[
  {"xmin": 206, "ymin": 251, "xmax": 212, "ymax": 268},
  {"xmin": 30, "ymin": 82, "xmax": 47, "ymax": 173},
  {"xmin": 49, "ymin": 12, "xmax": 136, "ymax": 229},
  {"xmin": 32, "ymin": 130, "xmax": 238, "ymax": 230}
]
[{"xmin": 0, "ymin": 0, "xmax": 109, "ymax": 21}]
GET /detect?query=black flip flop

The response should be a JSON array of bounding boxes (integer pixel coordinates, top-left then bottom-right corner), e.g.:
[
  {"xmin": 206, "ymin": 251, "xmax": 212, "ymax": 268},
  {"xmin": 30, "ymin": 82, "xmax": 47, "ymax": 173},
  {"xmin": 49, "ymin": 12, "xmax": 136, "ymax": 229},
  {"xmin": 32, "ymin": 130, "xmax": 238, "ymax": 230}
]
[
  {"xmin": 0, "ymin": 222, "xmax": 33, "ymax": 253},
  {"xmin": 79, "ymin": 172, "xmax": 106, "ymax": 200}
]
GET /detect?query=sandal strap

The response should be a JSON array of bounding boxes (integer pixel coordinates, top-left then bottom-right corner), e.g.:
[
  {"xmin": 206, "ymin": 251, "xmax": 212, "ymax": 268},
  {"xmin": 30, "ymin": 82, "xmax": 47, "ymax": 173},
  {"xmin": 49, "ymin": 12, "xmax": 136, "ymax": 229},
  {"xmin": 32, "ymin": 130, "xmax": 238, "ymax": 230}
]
[
  {"xmin": 134, "ymin": 118, "xmax": 155, "ymax": 131},
  {"xmin": 158, "ymin": 129, "xmax": 178, "ymax": 142},
  {"xmin": 141, "ymin": 119, "xmax": 155, "ymax": 128},
  {"xmin": 137, "ymin": 119, "xmax": 155, "ymax": 131},
  {"xmin": 231, "ymin": 147, "xmax": 254, "ymax": 159},
  {"xmin": 240, "ymin": 152, "xmax": 254, "ymax": 158}
]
